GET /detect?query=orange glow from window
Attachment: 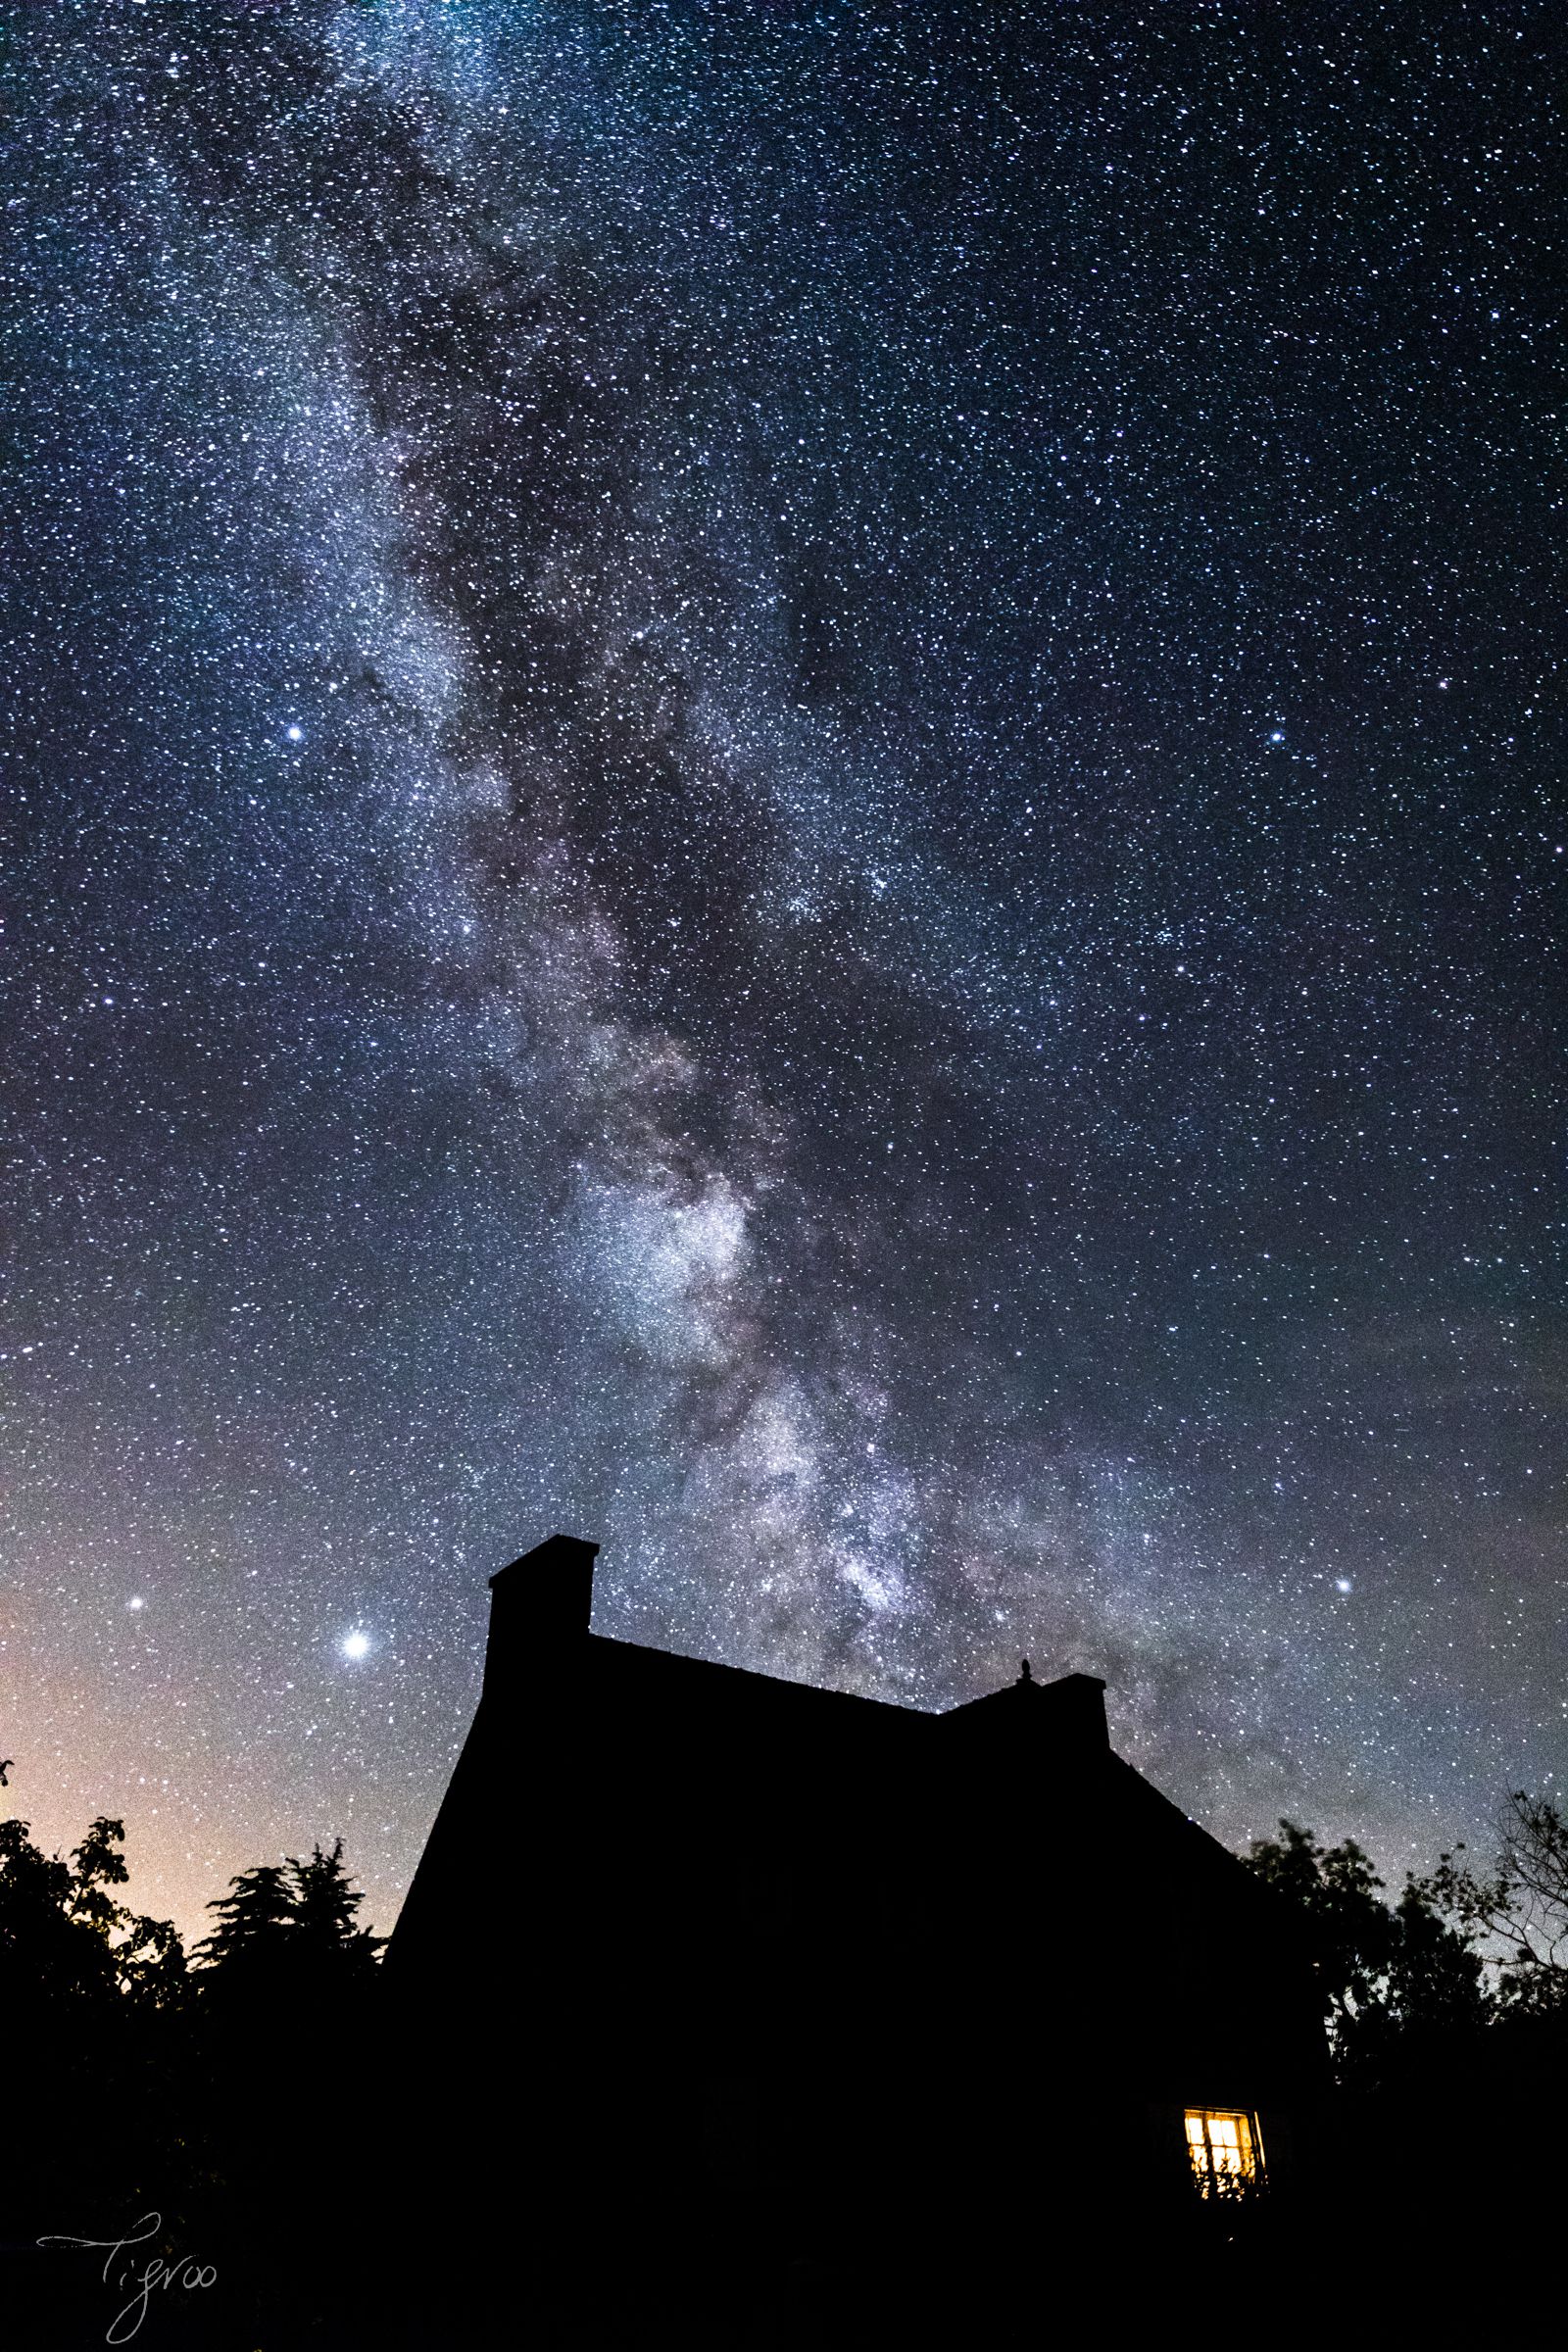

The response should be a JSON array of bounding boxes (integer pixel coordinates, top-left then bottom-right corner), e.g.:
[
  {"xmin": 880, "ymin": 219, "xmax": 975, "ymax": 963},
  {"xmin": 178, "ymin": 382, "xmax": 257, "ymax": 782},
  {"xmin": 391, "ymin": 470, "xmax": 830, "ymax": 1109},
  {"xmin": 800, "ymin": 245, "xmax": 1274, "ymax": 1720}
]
[{"xmin": 1185, "ymin": 2108, "xmax": 1262, "ymax": 2195}]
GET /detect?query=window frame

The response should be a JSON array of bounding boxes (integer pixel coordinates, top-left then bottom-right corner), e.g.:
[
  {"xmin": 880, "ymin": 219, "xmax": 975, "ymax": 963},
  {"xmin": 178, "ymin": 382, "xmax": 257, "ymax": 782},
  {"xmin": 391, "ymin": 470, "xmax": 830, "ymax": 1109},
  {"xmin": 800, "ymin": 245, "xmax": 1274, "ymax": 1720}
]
[{"xmin": 1183, "ymin": 2105, "xmax": 1266, "ymax": 2197}]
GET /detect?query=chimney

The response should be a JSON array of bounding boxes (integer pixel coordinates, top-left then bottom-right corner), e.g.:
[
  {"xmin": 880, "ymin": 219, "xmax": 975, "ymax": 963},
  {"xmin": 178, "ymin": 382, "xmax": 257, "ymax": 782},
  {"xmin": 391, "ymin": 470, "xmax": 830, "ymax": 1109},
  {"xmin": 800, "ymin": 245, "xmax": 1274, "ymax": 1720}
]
[
  {"xmin": 1041, "ymin": 1670, "xmax": 1110, "ymax": 1750},
  {"xmin": 943, "ymin": 1666, "xmax": 1111, "ymax": 1755},
  {"xmin": 482, "ymin": 1533, "xmax": 599, "ymax": 1695}
]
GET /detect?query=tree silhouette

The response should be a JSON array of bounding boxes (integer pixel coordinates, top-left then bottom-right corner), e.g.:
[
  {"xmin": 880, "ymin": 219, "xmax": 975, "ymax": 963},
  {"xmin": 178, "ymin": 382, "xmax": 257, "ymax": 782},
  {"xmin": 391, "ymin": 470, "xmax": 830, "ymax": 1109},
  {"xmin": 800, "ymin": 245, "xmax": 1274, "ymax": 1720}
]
[
  {"xmin": 0, "ymin": 1815, "xmax": 113, "ymax": 2007},
  {"xmin": 0, "ymin": 1813, "xmax": 186, "ymax": 2009},
  {"xmin": 2, "ymin": 1806, "xmax": 387, "ymax": 2344},
  {"xmin": 1248, "ymin": 1817, "xmax": 1487, "ymax": 2078},
  {"xmin": 287, "ymin": 1838, "xmax": 383, "ymax": 1983},
  {"xmin": 194, "ymin": 1841, "xmax": 382, "ymax": 1994},
  {"xmin": 193, "ymin": 1861, "xmax": 297, "ymax": 1980},
  {"xmin": 68, "ymin": 1813, "xmax": 133, "ymax": 1931},
  {"xmin": 73, "ymin": 1816, "xmax": 188, "ymax": 2005},
  {"xmin": 1382, "ymin": 1876, "xmax": 1490, "ymax": 2040},
  {"xmin": 2, "ymin": 1808, "xmax": 200, "ymax": 2317},
  {"xmin": 184, "ymin": 1838, "xmax": 385, "ymax": 2346},
  {"xmin": 1420, "ymin": 1790, "xmax": 1568, "ymax": 2014}
]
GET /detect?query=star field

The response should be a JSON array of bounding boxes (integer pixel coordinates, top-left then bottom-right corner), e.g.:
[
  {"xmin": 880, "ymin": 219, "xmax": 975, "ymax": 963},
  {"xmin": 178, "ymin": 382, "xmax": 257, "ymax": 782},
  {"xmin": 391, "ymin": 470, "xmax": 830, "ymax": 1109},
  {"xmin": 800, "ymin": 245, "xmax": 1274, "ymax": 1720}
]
[{"xmin": 4, "ymin": 1, "xmax": 1564, "ymax": 1938}]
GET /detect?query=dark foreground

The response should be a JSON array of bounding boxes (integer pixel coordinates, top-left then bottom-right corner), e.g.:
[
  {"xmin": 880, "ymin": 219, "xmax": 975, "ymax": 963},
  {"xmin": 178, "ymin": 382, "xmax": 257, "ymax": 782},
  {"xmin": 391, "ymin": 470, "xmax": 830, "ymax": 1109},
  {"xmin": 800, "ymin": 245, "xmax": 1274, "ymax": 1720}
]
[{"xmin": 10, "ymin": 2001, "xmax": 1565, "ymax": 2348}]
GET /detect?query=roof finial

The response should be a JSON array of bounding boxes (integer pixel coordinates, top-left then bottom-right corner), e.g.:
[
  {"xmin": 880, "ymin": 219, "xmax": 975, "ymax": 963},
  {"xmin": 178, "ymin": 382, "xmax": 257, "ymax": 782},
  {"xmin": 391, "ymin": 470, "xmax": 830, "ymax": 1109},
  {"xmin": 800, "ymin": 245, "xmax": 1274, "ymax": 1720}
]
[{"xmin": 1018, "ymin": 1657, "xmax": 1032, "ymax": 1683}]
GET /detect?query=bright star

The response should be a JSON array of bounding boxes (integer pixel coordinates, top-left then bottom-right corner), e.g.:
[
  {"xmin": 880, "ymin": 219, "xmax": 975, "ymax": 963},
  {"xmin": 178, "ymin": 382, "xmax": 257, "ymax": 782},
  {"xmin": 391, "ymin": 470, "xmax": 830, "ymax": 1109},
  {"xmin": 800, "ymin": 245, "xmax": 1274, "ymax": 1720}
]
[
  {"xmin": 127, "ymin": 1595, "xmax": 145, "ymax": 1611},
  {"xmin": 286, "ymin": 723, "xmax": 304, "ymax": 742},
  {"xmin": 1335, "ymin": 1578, "xmax": 1352, "ymax": 1594},
  {"xmin": 341, "ymin": 1630, "xmax": 370, "ymax": 1660}
]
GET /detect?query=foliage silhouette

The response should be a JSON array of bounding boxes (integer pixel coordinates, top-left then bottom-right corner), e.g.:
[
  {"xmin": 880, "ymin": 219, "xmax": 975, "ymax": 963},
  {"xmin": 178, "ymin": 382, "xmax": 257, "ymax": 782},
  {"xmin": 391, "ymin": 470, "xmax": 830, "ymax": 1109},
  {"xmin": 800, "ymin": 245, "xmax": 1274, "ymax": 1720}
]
[
  {"xmin": 192, "ymin": 1859, "xmax": 295, "ymax": 1975},
  {"xmin": 1247, "ymin": 1817, "xmax": 1488, "ymax": 2082},
  {"xmin": 1418, "ymin": 1790, "xmax": 1568, "ymax": 2014},
  {"xmin": 2, "ymin": 1804, "xmax": 390, "ymax": 2348},
  {"xmin": 194, "ymin": 1838, "xmax": 382, "ymax": 2024},
  {"xmin": 1, "ymin": 1813, "xmax": 186, "ymax": 2012},
  {"xmin": 287, "ymin": 1836, "xmax": 384, "ymax": 1981}
]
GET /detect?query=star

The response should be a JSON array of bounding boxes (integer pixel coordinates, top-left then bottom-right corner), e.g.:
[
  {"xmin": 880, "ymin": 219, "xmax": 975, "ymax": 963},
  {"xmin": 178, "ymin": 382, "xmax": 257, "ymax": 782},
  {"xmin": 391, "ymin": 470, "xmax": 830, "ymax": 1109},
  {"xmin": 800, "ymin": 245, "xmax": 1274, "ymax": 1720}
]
[{"xmin": 5, "ymin": 0, "xmax": 1557, "ymax": 1946}]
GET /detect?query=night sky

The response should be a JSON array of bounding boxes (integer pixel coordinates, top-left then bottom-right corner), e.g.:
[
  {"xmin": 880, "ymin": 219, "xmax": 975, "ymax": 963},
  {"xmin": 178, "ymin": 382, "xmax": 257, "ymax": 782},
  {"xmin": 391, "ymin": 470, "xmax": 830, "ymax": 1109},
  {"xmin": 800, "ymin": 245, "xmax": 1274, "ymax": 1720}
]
[{"xmin": 6, "ymin": 2, "xmax": 1563, "ymax": 1942}]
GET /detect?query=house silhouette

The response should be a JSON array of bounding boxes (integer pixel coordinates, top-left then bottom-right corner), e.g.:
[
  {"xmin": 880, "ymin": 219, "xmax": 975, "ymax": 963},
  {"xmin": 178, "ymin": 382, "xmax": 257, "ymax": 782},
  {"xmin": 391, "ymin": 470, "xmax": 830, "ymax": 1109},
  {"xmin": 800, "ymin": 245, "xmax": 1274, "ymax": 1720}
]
[{"xmin": 384, "ymin": 1534, "xmax": 1326, "ymax": 2329}]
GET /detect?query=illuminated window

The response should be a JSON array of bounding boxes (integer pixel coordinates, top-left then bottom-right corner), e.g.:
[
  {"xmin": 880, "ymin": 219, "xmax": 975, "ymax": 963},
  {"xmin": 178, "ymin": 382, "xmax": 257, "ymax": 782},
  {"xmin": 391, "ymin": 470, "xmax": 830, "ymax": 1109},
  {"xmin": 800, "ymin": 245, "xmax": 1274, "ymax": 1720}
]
[{"xmin": 1185, "ymin": 2108, "xmax": 1263, "ymax": 2197}]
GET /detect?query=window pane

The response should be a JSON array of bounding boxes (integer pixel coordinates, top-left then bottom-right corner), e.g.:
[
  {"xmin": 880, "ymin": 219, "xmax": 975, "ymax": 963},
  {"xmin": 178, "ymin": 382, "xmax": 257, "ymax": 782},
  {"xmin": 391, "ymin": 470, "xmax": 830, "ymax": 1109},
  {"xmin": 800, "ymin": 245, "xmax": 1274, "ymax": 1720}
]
[{"xmin": 1184, "ymin": 2109, "xmax": 1261, "ymax": 2195}]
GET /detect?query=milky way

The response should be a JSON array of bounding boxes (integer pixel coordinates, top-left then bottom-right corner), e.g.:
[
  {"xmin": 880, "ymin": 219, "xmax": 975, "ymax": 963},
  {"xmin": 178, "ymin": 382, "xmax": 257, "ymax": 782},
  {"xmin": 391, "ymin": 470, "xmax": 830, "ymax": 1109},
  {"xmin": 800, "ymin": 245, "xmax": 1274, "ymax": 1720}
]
[{"xmin": 6, "ymin": 2, "xmax": 1564, "ymax": 1937}]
